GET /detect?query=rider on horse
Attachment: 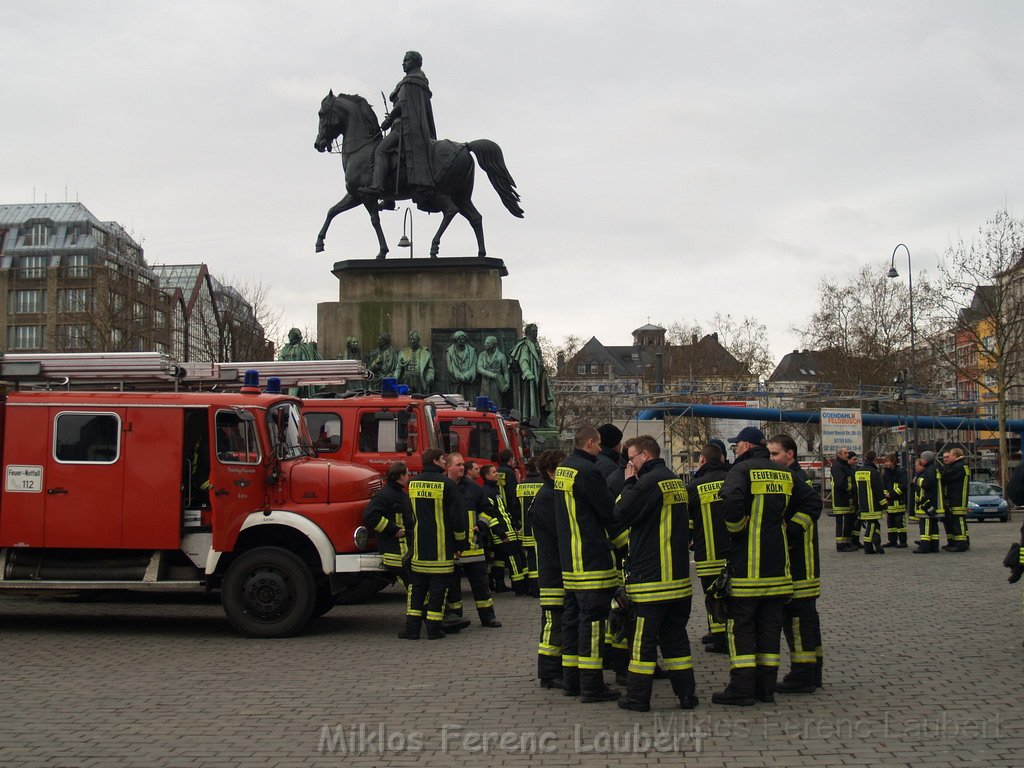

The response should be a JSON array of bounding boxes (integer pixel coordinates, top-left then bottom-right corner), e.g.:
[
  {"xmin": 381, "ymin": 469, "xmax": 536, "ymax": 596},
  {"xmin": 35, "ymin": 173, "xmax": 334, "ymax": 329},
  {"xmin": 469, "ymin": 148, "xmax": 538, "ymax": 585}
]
[{"xmin": 359, "ymin": 50, "xmax": 437, "ymax": 206}]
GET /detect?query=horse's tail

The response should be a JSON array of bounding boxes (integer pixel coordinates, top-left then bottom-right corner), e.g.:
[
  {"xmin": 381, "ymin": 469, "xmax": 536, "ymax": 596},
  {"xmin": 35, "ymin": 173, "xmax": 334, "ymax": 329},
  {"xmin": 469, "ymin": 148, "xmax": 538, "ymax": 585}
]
[{"xmin": 467, "ymin": 139, "xmax": 524, "ymax": 218}]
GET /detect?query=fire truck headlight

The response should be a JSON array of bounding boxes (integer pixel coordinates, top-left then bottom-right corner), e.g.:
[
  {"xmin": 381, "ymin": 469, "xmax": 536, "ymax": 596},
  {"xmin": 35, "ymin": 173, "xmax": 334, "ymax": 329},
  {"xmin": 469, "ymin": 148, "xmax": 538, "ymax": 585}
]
[{"xmin": 353, "ymin": 526, "xmax": 370, "ymax": 550}]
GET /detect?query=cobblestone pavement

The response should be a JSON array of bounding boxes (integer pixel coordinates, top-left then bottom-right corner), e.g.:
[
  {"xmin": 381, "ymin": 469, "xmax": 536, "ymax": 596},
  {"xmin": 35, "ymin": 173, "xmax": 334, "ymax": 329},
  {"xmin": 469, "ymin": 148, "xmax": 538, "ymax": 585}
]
[{"xmin": 0, "ymin": 515, "xmax": 1021, "ymax": 768}]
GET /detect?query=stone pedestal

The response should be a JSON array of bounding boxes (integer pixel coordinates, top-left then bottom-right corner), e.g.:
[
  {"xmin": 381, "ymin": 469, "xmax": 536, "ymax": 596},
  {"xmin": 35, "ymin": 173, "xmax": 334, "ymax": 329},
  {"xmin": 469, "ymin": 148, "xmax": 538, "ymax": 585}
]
[{"xmin": 317, "ymin": 258, "xmax": 523, "ymax": 394}]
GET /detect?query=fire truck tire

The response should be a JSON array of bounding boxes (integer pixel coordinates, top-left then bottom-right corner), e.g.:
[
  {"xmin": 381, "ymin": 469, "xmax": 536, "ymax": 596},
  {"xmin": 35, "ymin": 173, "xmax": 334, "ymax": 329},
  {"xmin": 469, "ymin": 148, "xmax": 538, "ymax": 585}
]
[
  {"xmin": 311, "ymin": 580, "xmax": 337, "ymax": 619},
  {"xmin": 221, "ymin": 547, "xmax": 317, "ymax": 637}
]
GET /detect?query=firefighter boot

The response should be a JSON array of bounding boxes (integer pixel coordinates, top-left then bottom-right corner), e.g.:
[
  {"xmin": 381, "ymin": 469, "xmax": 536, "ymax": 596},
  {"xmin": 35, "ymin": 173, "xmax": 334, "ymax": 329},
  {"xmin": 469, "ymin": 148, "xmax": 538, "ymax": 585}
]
[
  {"xmin": 815, "ymin": 658, "xmax": 823, "ymax": 688},
  {"xmin": 617, "ymin": 673, "xmax": 654, "ymax": 712},
  {"xmin": 669, "ymin": 668, "xmax": 699, "ymax": 710},
  {"xmin": 711, "ymin": 668, "xmax": 756, "ymax": 706},
  {"xmin": 579, "ymin": 670, "xmax": 620, "ymax": 703},
  {"xmin": 898, "ymin": 531, "xmax": 908, "ymax": 548},
  {"xmin": 562, "ymin": 667, "xmax": 581, "ymax": 697},
  {"xmin": 478, "ymin": 608, "xmax": 502, "ymax": 628},
  {"xmin": 884, "ymin": 532, "xmax": 898, "ymax": 548},
  {"xmin": 425, "ymin": 617, "xmax": 446, "ymax": 640},
  {"xmin": 398, "ymin": 615, "xmax": 421, "ymax": 640},
  {"xmin": 704, "ymin": 634, "xmax": 728, "ymax": 654},
  {"xmin": 754, "ymin": 665, "xmax": 778, "ymax": 703},
  {"xmin": 776, "ymin": 663, "xmax": 817, "ymax": 694}
]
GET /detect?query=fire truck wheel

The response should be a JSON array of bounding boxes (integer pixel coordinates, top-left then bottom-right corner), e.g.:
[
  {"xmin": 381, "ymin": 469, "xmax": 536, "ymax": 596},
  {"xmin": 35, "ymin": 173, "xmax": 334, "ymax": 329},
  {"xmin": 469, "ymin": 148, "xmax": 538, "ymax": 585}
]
[
  {"xmin": 311, "ymin": 580, "xmax": 337, "ymax": 619},
  {"xmin": 221, "ymin": 546, "xmax": 317, "ymax": 637}
]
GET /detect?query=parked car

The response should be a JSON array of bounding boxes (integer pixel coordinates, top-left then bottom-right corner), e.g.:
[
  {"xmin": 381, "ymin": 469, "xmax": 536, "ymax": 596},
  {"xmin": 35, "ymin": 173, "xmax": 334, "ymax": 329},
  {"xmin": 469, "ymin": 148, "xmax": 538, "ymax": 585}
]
[{"xmin": 966, "ymin": 481, "xmax": 1009, "ymax": 522}]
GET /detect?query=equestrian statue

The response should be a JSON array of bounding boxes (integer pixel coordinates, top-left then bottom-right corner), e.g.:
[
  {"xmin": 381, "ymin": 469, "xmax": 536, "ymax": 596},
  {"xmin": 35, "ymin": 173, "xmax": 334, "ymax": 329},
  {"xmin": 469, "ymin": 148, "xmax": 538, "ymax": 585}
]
[{"xmin": 313, "ymin": 51, "xmax": 523, "ymax": 259}]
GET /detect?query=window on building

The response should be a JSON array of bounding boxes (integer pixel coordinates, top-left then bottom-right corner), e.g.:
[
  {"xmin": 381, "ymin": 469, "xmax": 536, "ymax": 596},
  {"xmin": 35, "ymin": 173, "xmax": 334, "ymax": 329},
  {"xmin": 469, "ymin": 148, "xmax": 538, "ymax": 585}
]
[
  {"xmin": 589, "ymin": 363, "xmax": 598, "ymax": 374},
  {"xmin": 110, "ymin": 293, "xmax": 125, "ymax": 314},
  {"xmin": 17, "ymin": 255, "xmax": 47, "ymax": 279},
  {"xmin": 6, "ymin": 325, "xmax": 45, "ymax": 349},
  {"xmin": 54, "ymin": 412, "xmax": 120, "ymax": 463},
  {"xmin": 64, "ymin": 253, "xmax": 90, "ymax": 278},
  {"xmin": 26, "ymin": 223, "xmax": 50, "ymax": 247},
  {"xmin": 111, "ymin": 328, "xmax": 124, "ymax": 347},
  {"xmin": 58, "ymin": 325, "xmax": 90, "ymax": 350},
  {"xmin": 8, "ymin": 289, "xmax": 46, "ymax": 313},
  {"xmin": 155, "ymin": 341, "xmax": 168, "ymax": 354},
  {"xmin": 577, "ymin": 364, "xmax": 587, "ymax": 375},
  {"xmin": 58, "ymin": 288, "xmax": 91, "ymax": 313},
  {"xmin": 982, "ymin": 336, "xmax": 996, "ymax": 352},
  {"xmin": 604, "ymin": 363, "xmax": 612, "ymax": 375},
  {"xmin": 133, "ymin": 301, "xmax": 145, "ymax": 322},
  {"xmin": 155, "ymin": 309, "xmax": 168, "ymax": 329}
]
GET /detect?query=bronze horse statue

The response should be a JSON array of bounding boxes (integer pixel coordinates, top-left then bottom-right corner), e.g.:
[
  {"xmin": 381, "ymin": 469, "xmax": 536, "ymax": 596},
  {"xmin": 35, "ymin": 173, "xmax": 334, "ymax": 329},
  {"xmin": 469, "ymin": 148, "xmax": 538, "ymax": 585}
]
[{"xmin": 313, "ymin": 92, "xmax": 523, "ymax": 258}]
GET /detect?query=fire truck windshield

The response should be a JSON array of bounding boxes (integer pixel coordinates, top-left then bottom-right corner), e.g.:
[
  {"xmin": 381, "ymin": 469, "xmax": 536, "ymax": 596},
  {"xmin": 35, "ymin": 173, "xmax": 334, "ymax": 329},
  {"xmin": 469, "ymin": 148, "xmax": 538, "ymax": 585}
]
[
  {"xmin": 423, "ymin": 403, "xmax": 440, "ymax": 449},
  {"xmin": 267, "ymin": 402, "xmax": 315, "ymax": 460}
]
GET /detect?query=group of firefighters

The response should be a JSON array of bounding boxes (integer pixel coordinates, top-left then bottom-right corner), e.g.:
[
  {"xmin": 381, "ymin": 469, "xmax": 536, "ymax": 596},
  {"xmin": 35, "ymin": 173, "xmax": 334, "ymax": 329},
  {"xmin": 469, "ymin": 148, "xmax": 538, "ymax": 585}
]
[
  {"xmin": 828, "ymin": 445, "xmax": 973, "ymax": 555},
  {"xmin": 365, "ymin": 422, "xmax": 830, "ymax": 710}
]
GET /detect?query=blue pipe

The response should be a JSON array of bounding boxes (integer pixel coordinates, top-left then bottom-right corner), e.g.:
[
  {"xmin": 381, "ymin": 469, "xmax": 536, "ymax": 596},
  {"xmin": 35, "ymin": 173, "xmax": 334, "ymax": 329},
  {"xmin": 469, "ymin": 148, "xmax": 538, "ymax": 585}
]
[{"xmin": 636, "ymin": 402, "xmax": 1024, "ymax": 434}]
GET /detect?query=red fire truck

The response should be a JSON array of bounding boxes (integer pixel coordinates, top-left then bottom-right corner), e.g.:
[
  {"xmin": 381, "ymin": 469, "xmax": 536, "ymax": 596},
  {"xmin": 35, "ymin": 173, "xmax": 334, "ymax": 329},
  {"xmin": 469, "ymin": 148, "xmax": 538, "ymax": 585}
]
[{"xmin": 0, "ymin": 353, "xmax": 385, "ymax": 637}]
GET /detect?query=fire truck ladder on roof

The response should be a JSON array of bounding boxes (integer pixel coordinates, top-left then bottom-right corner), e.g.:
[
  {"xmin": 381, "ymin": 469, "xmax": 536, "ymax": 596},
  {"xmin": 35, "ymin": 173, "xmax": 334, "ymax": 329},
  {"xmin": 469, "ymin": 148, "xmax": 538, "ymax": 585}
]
[{"xmin": 0, "ymin": 352, "xmax": 370, "ymax": 391}]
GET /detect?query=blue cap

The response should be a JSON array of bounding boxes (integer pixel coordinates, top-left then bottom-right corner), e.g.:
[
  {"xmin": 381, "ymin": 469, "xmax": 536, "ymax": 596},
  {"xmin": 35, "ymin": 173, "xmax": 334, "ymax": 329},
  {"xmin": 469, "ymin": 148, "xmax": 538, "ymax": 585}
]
[{"xmin": 728, "ymin": 426, "xmax": 766, "ymax": 445}]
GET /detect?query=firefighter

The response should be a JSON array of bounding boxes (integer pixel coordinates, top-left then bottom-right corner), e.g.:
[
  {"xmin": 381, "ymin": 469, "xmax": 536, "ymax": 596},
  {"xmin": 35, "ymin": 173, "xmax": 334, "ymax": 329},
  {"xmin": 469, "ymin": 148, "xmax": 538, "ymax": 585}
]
[
  {"xmin": 915, "ymin": 451, "xmax": 942, "ymax": 554},
  {"xmin": 517, "ymin": 459, "xmax": 543, "ymax": 597},
  {"xmin": 530, "ymin": 448, "xmax": 568, "ymax": 689},
  {"xmin": 481, "ymin": 464, "xmax": 529, "ymax": 594},
  {"xmin": 446, "ymin": 455, "xmax": 501, "ymax": 629},
  {"xmin": 712, "ymin": 426, "xmax": 822, "ymax": 706},
  {"xmin": 882, "ymin": 453, "xmax": 909, "ymax": 548},
  {"xmin": 767, "ymin": 435, "xmax": 824, "ymax": 693},
  {"xmin": 554, "ymin": 426, "xmax": 621, "ymax": 703},
  {"xmin": 401, "ymin": 448, "xmax": 468, "ymax": 640},
  {"xmin": 830, "ymin": 448, "xmax": 858, "ymax": 551},
  {"xmin": 940, "ymin": 448, "xmax": 971, "ymax": 552},
  {"xmin": 489, "ymin": 450, "xmax": 528, "ymax": 593},
  {"xmin": 362, "ymin": 461, "xmax": 411, "ymax": 588},
  {"xmin": 855, "ymin": 451, "xmax": 889, "ymax": 555},
  {"xmin": 595, "ymin": 423, "xmax": 623, "ymax": 481},
  {"xmin": 686, "ymin": 442, "xmax": 730, "ymax": 655},
  {"xmin": 613, "ymin": 435, "xmax": 697, "ymax": 712}
]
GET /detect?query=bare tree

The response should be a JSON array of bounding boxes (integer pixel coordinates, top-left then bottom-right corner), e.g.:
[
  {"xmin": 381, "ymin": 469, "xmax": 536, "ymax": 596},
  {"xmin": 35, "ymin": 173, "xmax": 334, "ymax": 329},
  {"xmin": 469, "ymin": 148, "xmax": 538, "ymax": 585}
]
[
  {"xmin": 215, "ymin": 275, "xmax": 281, "ymax": 361},
  {"xmin": 931, "ymin": 208, "xmax": 1024, "ymax": 489},
  {"xmin": 667, "ymin": 315, "xmax": 771, "ymax": 382}
]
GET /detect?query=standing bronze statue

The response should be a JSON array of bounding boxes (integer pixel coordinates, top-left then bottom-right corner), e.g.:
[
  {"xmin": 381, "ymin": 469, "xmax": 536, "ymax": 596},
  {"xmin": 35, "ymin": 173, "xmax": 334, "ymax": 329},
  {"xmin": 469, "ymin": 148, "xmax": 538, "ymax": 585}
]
[
  {"xmin": 509, "ymin": 324, "xmax": 554, "ymax": 427},
  {"xmin": 368, "ymin": 332, "xmax": 399, "ymax": 386},
  {"xmin": 313, "ymin": 51, "xmax": 524, "ymax": 259},
  {"xmin": 444, "ymin": 331, "xmax": 478, "ymax": 400},
  {"xmin": 343, "ymin": 336, "xmax": 363, "ymax": 391},
  {"xmin": 477, "ymin": 335, "xmax": 510, "ymax": 407},
  {"xmin": 396, "ymin": 331, "xmax": 436, "ymax": 394},
  {"xmin": 278, "ymin": 327, "xmax": 323, "ymax": 397}
]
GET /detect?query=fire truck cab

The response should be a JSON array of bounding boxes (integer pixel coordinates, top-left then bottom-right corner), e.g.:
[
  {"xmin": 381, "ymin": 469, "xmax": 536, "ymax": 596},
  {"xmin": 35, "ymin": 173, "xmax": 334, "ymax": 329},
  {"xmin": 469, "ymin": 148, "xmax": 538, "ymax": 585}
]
[{"xmin": 0, "ymin": 353, "xmax": 385, "ymax": 637}]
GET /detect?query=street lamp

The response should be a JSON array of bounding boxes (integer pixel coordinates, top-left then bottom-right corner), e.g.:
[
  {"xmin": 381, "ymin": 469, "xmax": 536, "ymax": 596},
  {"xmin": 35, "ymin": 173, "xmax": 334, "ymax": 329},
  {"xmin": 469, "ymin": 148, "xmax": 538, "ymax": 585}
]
[
  {"xmin": 397, "ymin": 207, "xmax": 413, "ymax": 259},
  {"xmin": 887, "ymin": 243, "xmax": 918, "ymax": 464}
]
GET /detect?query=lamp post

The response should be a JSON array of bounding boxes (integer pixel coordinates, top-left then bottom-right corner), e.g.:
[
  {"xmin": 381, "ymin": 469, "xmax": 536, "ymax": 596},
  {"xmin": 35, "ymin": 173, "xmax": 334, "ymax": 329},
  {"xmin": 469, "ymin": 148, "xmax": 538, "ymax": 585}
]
[
  {"xmin": 887, "ymin": 243, "xmax": 918, "ymax": 465},
  {"xmin": 397, "ymin": 207, "xmax": 413, "ymax": 259}
]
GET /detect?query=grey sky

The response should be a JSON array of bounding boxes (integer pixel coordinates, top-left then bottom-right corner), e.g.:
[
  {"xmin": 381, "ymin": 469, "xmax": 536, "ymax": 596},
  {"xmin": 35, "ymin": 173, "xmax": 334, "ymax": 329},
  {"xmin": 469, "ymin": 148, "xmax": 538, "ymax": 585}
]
[{"xmin": 3, "ymin": 1, "xmax": 1022, "ymax": 361}]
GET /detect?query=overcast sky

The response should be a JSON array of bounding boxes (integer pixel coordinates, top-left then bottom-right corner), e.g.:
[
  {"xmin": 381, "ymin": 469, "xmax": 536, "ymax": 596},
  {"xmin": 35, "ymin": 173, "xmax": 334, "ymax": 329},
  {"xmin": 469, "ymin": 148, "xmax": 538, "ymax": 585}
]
[{"xmin": 3, "ymin": 1, "xmax": 1023, "ymax": 362}]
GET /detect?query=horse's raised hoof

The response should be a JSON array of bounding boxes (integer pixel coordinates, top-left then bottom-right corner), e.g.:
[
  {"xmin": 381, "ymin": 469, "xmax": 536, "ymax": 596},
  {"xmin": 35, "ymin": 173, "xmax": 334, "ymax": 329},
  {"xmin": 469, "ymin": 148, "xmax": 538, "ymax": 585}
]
[
  {"xmin": 478, "ymin": 251, "xmax": 487, "ymax": 258},
  {"xmin": 375, "ymin": 251, "xmax": 388, "ymax": 260},
  {"xmin": 315, "ymin": 242, "xmax": 325, "ymax": 253}
]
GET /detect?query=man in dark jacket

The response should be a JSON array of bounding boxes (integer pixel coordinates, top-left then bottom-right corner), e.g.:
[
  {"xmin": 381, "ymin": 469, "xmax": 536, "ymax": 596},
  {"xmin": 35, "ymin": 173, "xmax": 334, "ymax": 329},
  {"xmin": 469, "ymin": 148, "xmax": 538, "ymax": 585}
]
[
  {"xmin": 855, "ymin": 451, "xmax": 889, "ymax": 555},
  {"xmin": 686, "ymin": 443, "xmax": 731, "ymax": 654},
  {"xmin": 517, "ymin": 459, "xmax": 543, "ymax": 597},
  {"xmin": 768, "ymin": 435, "xmax": 824, "ymax": 693},
  {"xmin": 446, "ymin": 454, "xmax": 500, "ymax": 629},
  {"xmin": 613, "ymin": 435, "xmax": 697, "ymax": 712},
  {"xmin": 554, "ymin": 426, "xmax": 621, "ymax": 703},
  {"xmin": 362, "ymin": 461, "xmax": 411, "ymax": 587},
  {"xmin": 531, "ymin": 449, "xmax": 568, "ymax": 689},
  {"xmin": 830, "ymin": 449, "xmax": 858, "ymax": 551},
  {"xmin": 482, "ymin": 464, "xmax": 529, "ymax": 594},
  {"xmin": 915, "ymin": 451, "xmax": 942, "ymax": 554},
  {"xmin": 881, "ymin": 453, "xmax": 909, "ymax": 548},
  {"xmin": 712, "ymin": 427, "xmax": 822, "ymax": 706},
  {"xmin": 940, "ymin": 448, "xmax": 971, "ymax": 552},
  {"xmin": 595, "ymin": 423, "xmax": 623, "ymax": 481},
  {"xmin": 402, "ymin": 448, "xmax": 468, "ymax": 640}
]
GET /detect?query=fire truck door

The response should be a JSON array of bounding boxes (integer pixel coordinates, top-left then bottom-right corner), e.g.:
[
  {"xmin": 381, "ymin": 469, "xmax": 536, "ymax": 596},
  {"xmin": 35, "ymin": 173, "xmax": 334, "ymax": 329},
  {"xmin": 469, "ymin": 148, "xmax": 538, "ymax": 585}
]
[
  {"xmin": 208, "ymin": 408, "xmax": 263, "ymax": 550},
  {"xmin": 44, "ymin": 408, "xmax": 126, "ymax": 548}
]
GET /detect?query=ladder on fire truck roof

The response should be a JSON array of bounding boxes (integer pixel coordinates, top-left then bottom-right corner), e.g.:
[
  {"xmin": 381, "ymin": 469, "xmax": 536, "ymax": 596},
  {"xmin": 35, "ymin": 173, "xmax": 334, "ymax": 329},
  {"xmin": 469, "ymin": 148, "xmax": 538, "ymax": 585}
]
[{"xmin": 0, "ymin": 352, "xmax": 370, "ymax": 390}]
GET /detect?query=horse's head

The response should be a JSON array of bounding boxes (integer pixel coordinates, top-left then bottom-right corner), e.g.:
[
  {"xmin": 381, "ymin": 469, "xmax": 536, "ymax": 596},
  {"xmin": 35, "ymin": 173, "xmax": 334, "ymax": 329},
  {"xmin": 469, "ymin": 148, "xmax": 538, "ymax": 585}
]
[
  {"xmin": 313, "ymin": 91, "xmax": 381, "ymax": 153},
  {"xmin": 314, "ymin": 90, "xmax": 343, "ymax": 153}
]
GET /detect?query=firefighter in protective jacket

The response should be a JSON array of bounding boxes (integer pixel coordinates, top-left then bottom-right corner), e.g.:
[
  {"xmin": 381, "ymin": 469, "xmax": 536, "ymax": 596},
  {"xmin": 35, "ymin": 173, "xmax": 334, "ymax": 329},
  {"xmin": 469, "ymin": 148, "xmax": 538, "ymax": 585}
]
[
  {"xmin": 830, "ymin": 449, "xmax": 858, "ymax": 551},
  {"xmin": 362, "ymin": 461, "xmax": 411, "ymax": 586},
  {"xmin": 530, "ymin": 449, "xmax": 568, "ymax": 689},
  {"xmin": 881, "ymin": 453, "xmax": 909, "ymax": 548},
  {"xmin": 517, "ymin": 461, "xmax": 543, "ymax": 596},
  {"xmin": 712, "ymin": 427, "xmax": 822, "ymax": 706},
  {"xmin": 613, "ymin": 435, "xmax": 697, "ymax": 712},
  {"xmin": 855, "ymin": 451, "xmax": 889, "ymax": 555},
  {"xmin": 686, "ymin": 443, "xmax": 731, "ymax": 654},
  {"xmin": 940, "ymin": 448, "xmax": 971, "ymax": 552},
  {"xmin": 915, "ymin": 451, "xmax": 942, "ymax": 554},
  {"xmin": 553, "ymin": 426, "xmax": 622, "ymax": 703},
  {"xmin": 402, "ymin": 448, "xmax": 468, "ymax": 640}
]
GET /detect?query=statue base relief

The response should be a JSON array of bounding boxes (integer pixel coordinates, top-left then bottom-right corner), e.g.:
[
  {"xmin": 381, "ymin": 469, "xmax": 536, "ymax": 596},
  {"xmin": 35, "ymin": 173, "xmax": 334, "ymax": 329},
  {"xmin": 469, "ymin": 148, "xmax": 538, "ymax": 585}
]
[{"xmin": 317, "ymin": 258, "xmax": 524, "ymax": 392}]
